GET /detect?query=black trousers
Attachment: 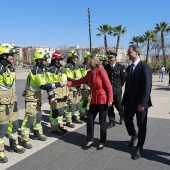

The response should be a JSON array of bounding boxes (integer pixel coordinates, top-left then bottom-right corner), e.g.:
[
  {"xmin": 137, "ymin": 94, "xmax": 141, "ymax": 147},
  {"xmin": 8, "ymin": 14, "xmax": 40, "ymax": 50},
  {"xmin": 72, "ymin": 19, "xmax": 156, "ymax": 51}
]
[
  {"xmin": 169, "ymin": 72, "xmax": 170, "ymax": 85},
  {"xmin": 108, "ymin": 94, "xmax": 123, "ymax": 122},
  {"xmin": 87, "ymin": 104, "xmax": 108, "ymax": 143},
  {"xmin": 124, "ymin": 104, "xmax": 148, "ymax": 149}
]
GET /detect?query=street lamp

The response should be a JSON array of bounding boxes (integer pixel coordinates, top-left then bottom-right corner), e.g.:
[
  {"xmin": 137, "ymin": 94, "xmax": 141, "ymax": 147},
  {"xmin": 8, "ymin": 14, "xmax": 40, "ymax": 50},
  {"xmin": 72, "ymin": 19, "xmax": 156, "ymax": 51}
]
[{"xmin": 87, "ymin": 8, "xmax": 92, "ymax": 53}]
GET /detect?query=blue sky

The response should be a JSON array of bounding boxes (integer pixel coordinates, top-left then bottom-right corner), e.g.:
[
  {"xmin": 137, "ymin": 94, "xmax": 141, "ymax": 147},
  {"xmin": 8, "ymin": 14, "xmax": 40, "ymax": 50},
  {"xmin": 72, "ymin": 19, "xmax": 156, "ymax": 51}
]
[{"xmin": 1, "ymin": 0, "xmax": 170, "ymax": 49}]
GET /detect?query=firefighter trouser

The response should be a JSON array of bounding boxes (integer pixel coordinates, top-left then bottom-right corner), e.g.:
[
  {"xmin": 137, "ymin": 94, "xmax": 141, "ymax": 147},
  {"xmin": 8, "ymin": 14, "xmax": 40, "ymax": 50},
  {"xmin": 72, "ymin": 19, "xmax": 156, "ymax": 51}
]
[
  {"xmin": 0, "ymin": 102, "xmax": 19, "ymax": 151},
  {"xmin": 65, "ymin": 91, "xmax": 81, "ymax": 123},
  {"xmin": 80, "ymin": 89, "xmax": 91, "ymax": 118},
  {"xmin": 49, "ymin": 99, "xmax": 66, "ymax": 131},
  {"xmin": 21, "ymin": 101, "xmax": 43, "ymax": 142}
]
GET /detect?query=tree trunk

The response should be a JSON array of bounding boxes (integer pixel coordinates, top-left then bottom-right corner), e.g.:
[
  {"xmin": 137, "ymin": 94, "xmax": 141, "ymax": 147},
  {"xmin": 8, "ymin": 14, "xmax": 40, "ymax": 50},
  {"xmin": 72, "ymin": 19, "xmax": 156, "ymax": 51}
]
[
  {"xmin": 116, "ymin": 36, "xmax": 120, "ymax": 53},
  {"xmin": 104, "ymin": 35, "xmax": 107, "ymax": 54},
  {"xmin": 146, "ymin": 40, "xmax": 150, "ymax": 63},
  {"xmin": 161, "ymin": 32, "xmax": 166, "ymax": 67}
]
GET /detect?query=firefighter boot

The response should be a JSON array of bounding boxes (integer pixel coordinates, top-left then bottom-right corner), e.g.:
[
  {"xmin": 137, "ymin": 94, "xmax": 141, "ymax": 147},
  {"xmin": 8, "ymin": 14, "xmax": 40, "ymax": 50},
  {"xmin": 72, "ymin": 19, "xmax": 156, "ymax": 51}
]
[
  {"xmin": 21, "ymin": 133, "xmax": 32, "ymax": 149},
  {"xmin": 59, "ymin": 125, "xmax": 67, "ymax": 133},
  {"xmin": 22, "ymin": 141, "xmax": 32, "ymax": 149},
  {"xmin": 72, "ymin": 115, "xmax": 83, "ymax": 124},
  {"xmin": 0, "ymin": 151, "xmax": 8, "ymax": 163},
  {"xmin": 55, "ymin": 129, "xmax": 65, "ymax": 136},
  {"xmin": 9, "ymin": 139, "xmax": 25, "ymax": 153},
  {"xmin": 33, "ymin": 130, "xmax": 47, "ymax": 141},
  {"xmin": 66, "ymin": 116, "xmax": 75, "ymax": 128}
]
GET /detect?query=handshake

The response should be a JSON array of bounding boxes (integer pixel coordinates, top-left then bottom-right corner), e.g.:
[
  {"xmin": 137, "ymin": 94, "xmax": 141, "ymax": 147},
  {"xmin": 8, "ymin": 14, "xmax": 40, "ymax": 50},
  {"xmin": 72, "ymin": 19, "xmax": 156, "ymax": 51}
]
[{"xmin": 60, "ymin": 82, "xmax": 68, "ymax": 87}]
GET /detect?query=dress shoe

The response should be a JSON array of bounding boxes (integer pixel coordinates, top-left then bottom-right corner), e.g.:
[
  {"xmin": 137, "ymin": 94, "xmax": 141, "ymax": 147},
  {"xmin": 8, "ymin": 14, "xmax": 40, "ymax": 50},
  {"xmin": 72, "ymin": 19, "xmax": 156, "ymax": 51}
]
[
  {"xmin": 82, "ymin": 142, "xmax": 94, "ymax": 150},
  {"xmin": 131, "ymin": 147, "xmax": 142, "ymax": 160},
  {"xmin": 119, "ymin": 118, "xmax": 124, "ymax": 125},
  {"xmin": 128, "ymin": 133, "xmax": 138, "ymax": 147},
  {"xmin": 97, "ymin": 143, "xmax": 105, "ymax": 150},
  {"xmin": 106, "ymin": 122, "xmax": 115, "ymax": 129}
]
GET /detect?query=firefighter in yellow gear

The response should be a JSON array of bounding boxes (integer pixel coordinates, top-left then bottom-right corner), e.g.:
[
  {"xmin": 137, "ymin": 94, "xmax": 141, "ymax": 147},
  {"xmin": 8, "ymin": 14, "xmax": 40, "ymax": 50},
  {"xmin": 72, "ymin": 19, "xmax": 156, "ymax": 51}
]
[
  {"xmin": 100, "ymin": 55, "xmax": 108, "ymax": 67},
  {"xmin": 65, "ymin": 50, "xmax": 83, "ymax": 128},
  {"xmin": 46, "ymin": 50, "xmax": 68, "ymax": 136},
  {"xmin": 0, "ymin": 43, "xmax": 25, "ymax": 163},
  {"xmin": 21, "ymin": 49, "xmax": 64, "ymax": 149},
  {"xmin": 79, "ymin": 51, "xmax": 91, "ymax": 121}
]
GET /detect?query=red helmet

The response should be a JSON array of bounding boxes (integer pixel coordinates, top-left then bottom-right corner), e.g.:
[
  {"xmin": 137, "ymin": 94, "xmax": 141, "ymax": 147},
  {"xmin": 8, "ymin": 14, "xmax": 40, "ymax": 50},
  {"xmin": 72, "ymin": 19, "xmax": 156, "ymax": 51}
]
[{"xmin": 51, "ymin": 50, "xmax": 65, "ymax": 60}]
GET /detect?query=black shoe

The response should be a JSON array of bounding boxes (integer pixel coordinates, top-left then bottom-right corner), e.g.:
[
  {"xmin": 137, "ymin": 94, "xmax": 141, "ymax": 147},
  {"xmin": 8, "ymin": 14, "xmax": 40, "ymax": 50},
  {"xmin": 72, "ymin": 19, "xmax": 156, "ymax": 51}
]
[
  {"xmin": 66, "ymin": 122, "xmax": 75, "ymax": 128},
  {"xmin": 131, "ymin": 147, "xmax": 142, "ymax": 160},
  {"xmin": 106, "ymin": 122, "xmax": 115, "ymax": 129},
  {"xmin": 59, "ymin": 127, "xmax": 67, "ymax": 133},
  {"xmin": 74, "ymin": 120, "xmax": 83, "ymax": 124},
  {"xmin": 0, "ymin": 151, "xmax": 8, "ymax": 163},
  {"xmin": 119, "ymin": 118, "xmax": 124, "ymax": 125},
  {"xmin": 56, "ymin": 130, "xmax": 65, "ymax": 136},
  {"xmin": 82, "ymin": 142, "xmax": 94, "ymax": 150},
  {"xmin": 22, "ymin": 141, "xmax": 32, "ymax": 149},
  {"xmin": 97, "ymin": 143, "xmax": 105, "ymax": 150},
  {"xmin": 33, "ymin": 134, "xmax": 47, "ymax": 141},
  {"xmin": 8, "ymin": 145, "xmax": 25, "ymax": 153},
  {"xmin": 72, "ymin": 115, "xmax": 83, "ymax": 124},
  {"xmin": 128, "ymin": 133, "xmax": 138, "ymax": 147}
]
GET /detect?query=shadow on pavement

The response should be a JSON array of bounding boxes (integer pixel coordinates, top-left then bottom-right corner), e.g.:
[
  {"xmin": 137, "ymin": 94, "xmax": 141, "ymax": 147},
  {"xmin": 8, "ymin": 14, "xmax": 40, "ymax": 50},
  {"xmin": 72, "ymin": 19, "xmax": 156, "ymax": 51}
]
[{"xmin": 154, "ymin": 87, "xmax": 170, "ymax": 91}]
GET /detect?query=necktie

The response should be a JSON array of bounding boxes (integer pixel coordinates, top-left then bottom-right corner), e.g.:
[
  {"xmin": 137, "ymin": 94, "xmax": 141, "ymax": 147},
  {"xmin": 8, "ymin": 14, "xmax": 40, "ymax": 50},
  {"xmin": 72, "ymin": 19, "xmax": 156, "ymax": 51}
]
[
  {"xmin": 129, "ymin": 64, "xmax": 134, "ymax": 75},
  {"xmin": 111, "ymin": 65, "xmax": 114, "ymax": 70}
]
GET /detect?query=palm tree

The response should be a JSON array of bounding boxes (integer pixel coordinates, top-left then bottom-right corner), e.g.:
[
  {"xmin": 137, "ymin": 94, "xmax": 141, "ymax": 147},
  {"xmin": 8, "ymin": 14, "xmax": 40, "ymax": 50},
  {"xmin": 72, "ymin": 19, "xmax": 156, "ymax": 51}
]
[
  {"xmin": 155, "ymin": 22, "xmax": 170, "ymax": 67},
  {"xmin": 112, "ymin": 25, "xmax": 127, "ymax": 53},
  {"xmin": 142, "ymin": 30, "xmax": 157, "ymax": 63},
  {"xmin": 96, "ymin": 24, "xmax": 112, "ymax": 53},
  {"xmin": 129, "ymin": 36, "xmax": 144, "ymax": 46}
]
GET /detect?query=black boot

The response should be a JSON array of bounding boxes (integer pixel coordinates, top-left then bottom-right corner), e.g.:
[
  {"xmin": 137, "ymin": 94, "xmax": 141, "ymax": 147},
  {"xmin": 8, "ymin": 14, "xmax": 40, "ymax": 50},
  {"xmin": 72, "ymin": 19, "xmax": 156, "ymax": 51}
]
[
  {"xmin": 22, "ymin": 141, "xmax": 32, "ymax": 149},
  {"xmin": 0, "ymin": 151, "xmax": 8, "ymax": 163},
  {"xmin": 66, "ymin": 122, "xmax": 75, "ymax": 128},
  {"xmin": 52, "ymin": 129, "xmax": 65, "ymax": 136},
  {"xmin": 33, "ymin": 130, "xmax": 47, "ymax": 141},
  {"xmin": 59, "ymin": 126, "xmax": 67, "ymax": 133},
  {"xmin": 9, "ymin": 139, "xmax": 25, "ymax": 153},
  {"xmin": 72, "ymin": 115, "xmax": 83, "ymax": 124}
]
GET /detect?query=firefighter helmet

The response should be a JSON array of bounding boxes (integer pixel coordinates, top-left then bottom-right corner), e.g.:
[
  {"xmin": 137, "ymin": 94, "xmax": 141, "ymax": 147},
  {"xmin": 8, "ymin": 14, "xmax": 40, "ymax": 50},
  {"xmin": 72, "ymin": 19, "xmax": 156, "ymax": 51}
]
[
  {"xmin": 33, "ymin": 49, "xmax": 50, "ymax": 60},
  {"xmin": 51, "ymin": 50, "xmax": 65, "ymax": 60},
  {"xmin": 83, "ymin": 51, "xmax": 91, "ymax": 58},
  {"xmin": 68, "ymin": 49, "xmax": 78, "ymax": 58},
  {"xmin": 0, "ymin": 43, "xmax": 18, "ymax": 56}
]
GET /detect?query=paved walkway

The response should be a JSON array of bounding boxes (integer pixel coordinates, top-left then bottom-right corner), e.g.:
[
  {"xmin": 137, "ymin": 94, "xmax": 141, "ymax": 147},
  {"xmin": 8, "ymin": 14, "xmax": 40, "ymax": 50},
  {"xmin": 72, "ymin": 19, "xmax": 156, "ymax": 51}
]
[{"xmin": 0, "ymin": 69, "xmax": 169, "ymax": 170}]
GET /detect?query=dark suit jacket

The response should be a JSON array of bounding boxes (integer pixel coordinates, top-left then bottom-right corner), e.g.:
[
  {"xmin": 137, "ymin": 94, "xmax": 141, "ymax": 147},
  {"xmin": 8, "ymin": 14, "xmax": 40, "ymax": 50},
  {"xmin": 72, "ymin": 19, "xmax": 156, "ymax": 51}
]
[
  {"xmin": 104, "ymin": 63, "xmax": 126, "ymax": 95},
  {"xmin": 67, "ymin": 68, "xmax": 113, "ymax": 105},
  {"xmin": 122, "ymin": 60, "xmax": 152, "ymax": 109}
]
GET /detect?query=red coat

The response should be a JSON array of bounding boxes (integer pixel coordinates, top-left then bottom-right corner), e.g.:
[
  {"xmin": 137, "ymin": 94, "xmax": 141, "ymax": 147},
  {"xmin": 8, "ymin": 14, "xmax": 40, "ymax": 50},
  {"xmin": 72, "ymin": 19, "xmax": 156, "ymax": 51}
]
[{"xmin": 67, "ymin": 68, "xmax": 113, "ymax": 105}]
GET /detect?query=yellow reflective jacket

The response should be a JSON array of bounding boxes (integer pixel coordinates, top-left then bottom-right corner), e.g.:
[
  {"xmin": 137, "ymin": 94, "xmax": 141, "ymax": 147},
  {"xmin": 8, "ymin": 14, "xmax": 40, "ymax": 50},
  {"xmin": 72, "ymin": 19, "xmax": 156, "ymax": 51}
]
[
  {"xmin": 0, "ymin": 61, "xmax": 16, "ymax": 104},
  {"xmin": 46, "ymin": 66, "xmax": 69, "ymax": 99},
  {"xmin": 65, "ymin": 62, "xmax": 82, "ymax": 91}
]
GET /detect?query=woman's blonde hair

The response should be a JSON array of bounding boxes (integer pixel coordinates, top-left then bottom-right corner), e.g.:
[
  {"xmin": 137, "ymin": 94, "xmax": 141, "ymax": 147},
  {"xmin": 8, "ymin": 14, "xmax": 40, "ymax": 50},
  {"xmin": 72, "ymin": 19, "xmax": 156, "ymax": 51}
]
[{"xmin": 88, "ymin": 56, "xmax": 103, "ymax": 70}]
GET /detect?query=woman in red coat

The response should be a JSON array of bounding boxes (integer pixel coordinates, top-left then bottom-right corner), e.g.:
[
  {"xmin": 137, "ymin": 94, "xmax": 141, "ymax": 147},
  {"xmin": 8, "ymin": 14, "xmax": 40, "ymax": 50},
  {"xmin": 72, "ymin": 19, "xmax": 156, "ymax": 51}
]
[{"xmin": 67, "ymin": 55, "xmax": 113, "ymax": 150}]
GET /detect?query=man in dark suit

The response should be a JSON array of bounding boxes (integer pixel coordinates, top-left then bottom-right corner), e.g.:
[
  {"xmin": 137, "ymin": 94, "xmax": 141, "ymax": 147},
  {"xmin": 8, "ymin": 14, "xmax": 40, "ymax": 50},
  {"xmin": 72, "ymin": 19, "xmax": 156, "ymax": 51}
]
[
  {"xmin": 104, "ymin": 51, "xmax": 126, "ymax": 128},
  {"xmin": 122, "ymin": 45, "xmax": 152, "ymax": 160}
]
